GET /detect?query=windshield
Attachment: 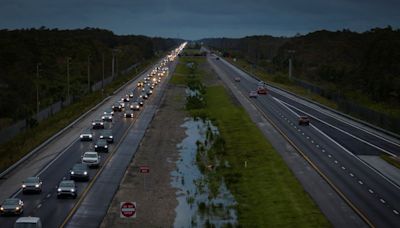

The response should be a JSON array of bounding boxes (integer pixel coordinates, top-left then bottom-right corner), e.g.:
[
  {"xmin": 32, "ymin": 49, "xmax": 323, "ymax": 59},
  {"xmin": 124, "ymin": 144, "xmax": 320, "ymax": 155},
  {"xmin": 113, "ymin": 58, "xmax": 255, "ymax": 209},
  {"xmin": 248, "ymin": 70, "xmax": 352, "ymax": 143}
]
[
  {"xmin": 84, "ymin": 153, "xmax": 97, "ymax": 158},
  {"xmin": 24, "ymin": 177, "xmax": 38, "ymax": 183},
  {"xmin": 15, "ymin": 223, "xmax": 38, "ymax": 228},
  {"xmin": 60, "ymin": 182, "xmax": 74, "ymax": 187},
  {"xmin": 73, "ymin": 164, "xmax": 86, "ymax": 171},
  {"xmin": 3, "ymin": 199, "xmax": 19, "ymax": 205}
]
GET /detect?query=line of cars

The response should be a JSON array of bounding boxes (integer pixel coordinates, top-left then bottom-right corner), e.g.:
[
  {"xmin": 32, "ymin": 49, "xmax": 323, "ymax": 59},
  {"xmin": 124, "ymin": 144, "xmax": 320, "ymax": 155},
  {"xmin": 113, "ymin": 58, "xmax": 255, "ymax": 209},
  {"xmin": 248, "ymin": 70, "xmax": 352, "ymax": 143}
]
[{"xmin": 0, "ymin": 43, "xmax": 186, "ymax": 228}]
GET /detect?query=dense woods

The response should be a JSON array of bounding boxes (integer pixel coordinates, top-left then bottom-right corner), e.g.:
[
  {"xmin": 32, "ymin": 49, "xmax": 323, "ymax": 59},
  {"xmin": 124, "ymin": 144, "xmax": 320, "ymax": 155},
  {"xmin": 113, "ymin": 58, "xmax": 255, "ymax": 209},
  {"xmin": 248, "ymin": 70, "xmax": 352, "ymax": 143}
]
[
  {"xmin": 0, "ymin": 28, "xmax": 179, "ymax": 123},
  {"xmin": 202, "ymin": 27, "xmax": 400, "ymax": 107}
]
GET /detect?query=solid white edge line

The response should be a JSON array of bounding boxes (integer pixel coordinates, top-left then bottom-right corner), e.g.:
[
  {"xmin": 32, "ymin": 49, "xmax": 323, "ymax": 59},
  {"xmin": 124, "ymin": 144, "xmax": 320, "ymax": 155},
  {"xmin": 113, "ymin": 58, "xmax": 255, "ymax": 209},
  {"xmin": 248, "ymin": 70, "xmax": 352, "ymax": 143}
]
[{"xmin": 274, "ymin": 96, "xmax": 400, "ymax": 191}]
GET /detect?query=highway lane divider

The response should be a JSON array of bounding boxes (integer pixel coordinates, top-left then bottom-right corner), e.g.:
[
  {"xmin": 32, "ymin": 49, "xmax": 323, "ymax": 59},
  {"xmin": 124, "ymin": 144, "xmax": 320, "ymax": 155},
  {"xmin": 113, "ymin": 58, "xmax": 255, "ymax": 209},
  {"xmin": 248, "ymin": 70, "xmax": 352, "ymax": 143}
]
[
  {"xmin": 0, "ymin": 62, "xmax": 156, "ymax": 179},
  {"xmin": 209, "ymin": 57, "xmax": 375, "ymax": 227}
]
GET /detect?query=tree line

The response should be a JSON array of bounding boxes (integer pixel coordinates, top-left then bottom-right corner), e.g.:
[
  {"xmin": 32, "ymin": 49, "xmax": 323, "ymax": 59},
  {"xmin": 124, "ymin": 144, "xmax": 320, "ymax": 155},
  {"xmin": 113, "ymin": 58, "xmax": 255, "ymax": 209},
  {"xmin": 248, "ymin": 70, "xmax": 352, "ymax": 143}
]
[
  {"xmin": 0, "ymin": 27, "xmax": 180, "ymax": 123},
  {"xmin": 202, "ymin": 27, "xmax": 400, "ymax": 108}
]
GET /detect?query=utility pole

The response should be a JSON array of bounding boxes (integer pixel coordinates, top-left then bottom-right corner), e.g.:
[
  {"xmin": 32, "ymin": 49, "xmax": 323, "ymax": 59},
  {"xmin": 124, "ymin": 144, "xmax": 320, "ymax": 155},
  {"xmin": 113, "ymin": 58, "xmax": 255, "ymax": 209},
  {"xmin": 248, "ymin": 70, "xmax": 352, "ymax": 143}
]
[
  {"xmin": 87, "ymin": 55, "xmax": 91, "ymax": 93},
  {"xmin": 36, "ymin": 63, "xmax": 41, "ymax": 117},
  {"xmin": 287, "ymin": 50, "xmax": 296, "ymax": 80},
  {"xmin": 66, "ymin": 57, "xmax": 71, "ymax": 102},
  {"xmin": 102, "ymin": 53, "xmax": 105, "ymax": 96}
]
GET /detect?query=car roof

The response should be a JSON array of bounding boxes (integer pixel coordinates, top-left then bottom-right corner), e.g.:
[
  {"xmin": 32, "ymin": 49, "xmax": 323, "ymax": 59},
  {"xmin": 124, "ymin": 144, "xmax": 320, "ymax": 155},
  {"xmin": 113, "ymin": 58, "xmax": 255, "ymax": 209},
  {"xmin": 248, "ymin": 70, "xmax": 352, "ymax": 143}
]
[
  {"xmin": 25, "ymin": 176, "xmax": 39, "ymax": 181},
  {"xmin": 97, "ymin": 139, "xmax": 107, "ymax": 144},
  {"xmin": 61, "ymin": 180, "xmax": 74, "ymax": 184},
  {"xmin": 15, "ymin": 217, "xmax": 41, "ymax": 223},
  {"xmin": 84, "ymin": 151, "xmax": 98, "ymax": 155}
]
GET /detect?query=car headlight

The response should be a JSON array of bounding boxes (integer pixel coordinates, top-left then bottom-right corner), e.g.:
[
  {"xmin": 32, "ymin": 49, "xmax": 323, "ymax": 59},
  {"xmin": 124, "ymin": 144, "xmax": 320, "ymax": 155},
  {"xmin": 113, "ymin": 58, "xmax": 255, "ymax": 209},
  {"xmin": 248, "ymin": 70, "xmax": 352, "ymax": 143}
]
[
  {"xmin": 70, "ymin": 189, "xmax": 75, "ymax": 192},
  {"xmin": 92, "ymin": 123, "xmax": 95, "ymax": 125},
  {"xmin": 58, "ymin": 188, "xmax": 61, "ymax": 192},
  {"xmin": 35, "ymin": 184, "xmax": 40, "ymax": 188},
  {"xmin": 136, "ymin": 106, "xmax": 139, "ymax": 109},
  {"xmin": 95, "ymin": 145, "xmax": 98, "ymax": 148},
  {"xmin": 124, "ymin": 114, "xmax": 126, "ymax": 117},
  {"xmin": 70, "ymin": 171, "xmax": 74, "ymax": 175},
  {"xmin": 89, "ymin": 135, "xmax": 92, "ymax": 138},
  {"xmin": 0, "ymin": 207, "xmax": 4, "ymax": 211},
  {"xmin": 104, "ymin": 145, "xmax": 108, "ymax": 148},
  {"xmin": 102, "ymin": 117, "xmax": 105, "ymax": 119},
  {"xmin": 16, "ymin": 207, "xmax": 20, "ymax": 210},
  {"xmin": 100, "ymin": 136, "xmax": 103, "ymax": 138},
  {"xmin": 83, "ymin": 171, "xmax": 88, "ymax": 175},
  {"xmin": 100, "ymin": 122, "xmax": 104, "ymax": 125},
  {"xmin": 110, "ymin": 136, "xmax": 113, "ymax": 138}
]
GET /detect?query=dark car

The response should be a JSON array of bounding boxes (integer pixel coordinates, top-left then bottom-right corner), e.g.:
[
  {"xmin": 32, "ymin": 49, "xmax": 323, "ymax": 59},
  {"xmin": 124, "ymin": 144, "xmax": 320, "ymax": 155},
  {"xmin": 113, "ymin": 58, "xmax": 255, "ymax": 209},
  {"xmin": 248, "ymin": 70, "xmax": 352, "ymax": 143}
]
[
  {"xmin": 69, "ymin": 163, "xmax": 89, "ymax": 181},
  {"xmin": 103, "ymin": 108, "xmax": 114, "ymax": 116},
  {"xmin": 99, "ymin": 129, "xmax": 114, "ymax": 143},
  {"xmin": 22, "ymin": 176, "xmax": 42, "ymax": 194},
  {"xmin": 0, "ymin": 198, "xmax": 24, "ymax": 215},
  {"xmin": 80, "ymin": 128, "xmax": 93, "ymax": 141},
  {"xmin": 101, "ymin": 114, "xmax": 113, "ymax": 122},
  {"xmin": 124, "ymin": 110, "xmax": 134, "ymax": 118},
  {"xmin": 95, "ymin": 139, "xmax": 109, "ymax": 152},
  {"xmin": 129, "ymin": 102, "xmax": 140, "ymax": 111},
  {"xmin": 140, "ymin": 92, "xmax": 148, "ymax": 99},
  {"xmin": 121, "ymin": 96, "xmax": 130, "ymax": 102},
  {"xmin": 57, "ymin": 180, "xmax": 77, "ymax": 199},
  {"xmin": 135, "ymin": 97, "xmax": 144, "ymax": 106},
  {"xmin": 92, "ymin": 119, "xmax": 104, "ymax": 129},
  {"xmin": 112, "ymin": 102, "xmax": 122, "ymax": 112},
  {"xmin": 298, "ymin": 116, "xmax": 310, "ymax": 126}
]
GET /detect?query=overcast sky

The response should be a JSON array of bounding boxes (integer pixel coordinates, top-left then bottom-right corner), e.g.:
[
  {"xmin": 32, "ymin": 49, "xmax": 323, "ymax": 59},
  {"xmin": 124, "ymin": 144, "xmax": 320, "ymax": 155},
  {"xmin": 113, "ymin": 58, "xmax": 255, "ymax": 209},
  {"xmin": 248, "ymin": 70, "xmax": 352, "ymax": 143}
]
[{"xmin": 0, "ymin": 0, "xmax": 399, "ymax": 40}]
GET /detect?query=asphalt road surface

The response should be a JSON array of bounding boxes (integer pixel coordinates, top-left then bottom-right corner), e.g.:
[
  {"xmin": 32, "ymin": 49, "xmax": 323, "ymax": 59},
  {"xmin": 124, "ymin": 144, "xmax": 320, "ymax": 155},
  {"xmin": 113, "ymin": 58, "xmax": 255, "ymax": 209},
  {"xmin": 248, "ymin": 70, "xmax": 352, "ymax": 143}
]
[
  {"xmin": 0, "ymin": 47, "xmax": 182, "ymax": 228},
  {"xmin": 209, "ymin": 55, "xmax": 400, "ymax": 228}
]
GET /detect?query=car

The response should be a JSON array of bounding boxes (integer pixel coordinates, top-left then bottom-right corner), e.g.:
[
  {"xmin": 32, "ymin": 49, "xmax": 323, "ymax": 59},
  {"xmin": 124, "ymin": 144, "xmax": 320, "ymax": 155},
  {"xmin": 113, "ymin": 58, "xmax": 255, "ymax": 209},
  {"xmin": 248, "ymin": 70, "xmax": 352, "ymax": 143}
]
[
  {"xmin": 21, "ymin": 176, "xmax": 42, "ymax": 194},
  {"xmin": 137, "ymin": 81, "xmax": 144, "ymax": 87},
  {"xmin": 124, "ymin": 110, "xmax": 134, "ymax": 118},
  {"xmin": 140, "ymin": 92, "xmax": 148, "ymax": 99},
  {"xmin": 57, "ymin": 180, "xmax": 77, "ymax": 199},
  {"xmin": 127, "ymin": 90, "xmax": 135, "ymax": 98},
  {"xmin": 118, "ymin": 100, "xmax": 126, "ymax": 109},
  {"xmin": 92, "ymin": 119, "xmax": 104, "ymax": 129},
  {"xmin": 121, "ymin": 96, "xmax": 130, "ymax": 102},
  {"xmin": 298, "ymin": 116, "xmax": 310, "ymax": 126},
  {"xmin": 136, "ymin": 97, "xmax": 144, "ymax": 106},
  {"xmin": 129, "ymin": 102, "xmax": 140, "ymax": 111},
  {"xmin": 103, "ymin": 108, "xmax": 114, "ymax": 116},
  {"xmin": 80, "ymin": 128, "xmax": 93, "ymax": 141},
  {"xmin": 257, "ymin": 86, "xmax": 267, "ymax": 94},
  {"xmin": 0, "ymin": 198, "xmax": 24, "ymax": 215},
  {"xmin": 69, "ymin": 163, "xmax": 89, "ymax": 181},
  {"xmin": 81, "ymin": 151, "xmax": 101, "ymax": 168},
  {"xmin": 112, "ymin": 102, "xmax": 122, "ymax": 112},
  {"xmin": 14, "ymin": 217, "xmax": 42, "ymax": 228},
  {"xmin": 234, "ymin": 77, "xmax": 241, "ymax": 82},
  {"xmin": 249, "ymin": 91, "xmax": 258, "ymax": 98},
  {"xmin": 95, "ymin": 139, "xmax": 109, "ymax": 152},
  {"xmin": 145, "ymin": 88, "xmax": 153, "ymax": 96},
  {"xmin": 101, "ymin": 114, "xmax": 113, "ymax": 122},
  {"xmin": 99, "ymin": 129, "xmax": 114, "ymax": 143}
]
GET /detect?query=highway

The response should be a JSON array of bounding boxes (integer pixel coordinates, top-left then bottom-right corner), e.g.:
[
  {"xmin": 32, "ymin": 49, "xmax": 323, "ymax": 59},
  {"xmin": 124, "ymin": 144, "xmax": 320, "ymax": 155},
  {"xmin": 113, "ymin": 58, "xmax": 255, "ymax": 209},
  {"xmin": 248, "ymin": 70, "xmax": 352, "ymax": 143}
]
[
  {"xmin": 208, "ymin": 55, "xmax": 400, "ymax": 228},
  {"xmin": 0, "ymin": 44, "xmax": 185, "ymax": 228}
]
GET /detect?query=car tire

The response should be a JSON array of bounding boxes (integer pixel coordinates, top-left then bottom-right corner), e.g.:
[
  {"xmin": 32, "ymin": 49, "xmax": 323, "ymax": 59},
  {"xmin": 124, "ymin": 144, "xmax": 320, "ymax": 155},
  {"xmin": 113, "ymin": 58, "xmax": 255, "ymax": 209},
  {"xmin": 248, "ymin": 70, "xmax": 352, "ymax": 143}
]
[{"xmin": 73, "ymin": 194, "xmax": 77, "ymax": 199}]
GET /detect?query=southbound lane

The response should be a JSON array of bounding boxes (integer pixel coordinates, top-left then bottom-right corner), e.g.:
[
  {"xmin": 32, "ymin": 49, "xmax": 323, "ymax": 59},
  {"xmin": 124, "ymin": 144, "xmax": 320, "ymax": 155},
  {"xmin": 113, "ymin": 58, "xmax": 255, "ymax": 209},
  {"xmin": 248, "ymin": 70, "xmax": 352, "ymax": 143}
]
[{"xmin": 209, "ymin": 55, "xmax": 400, "ymax": 227}]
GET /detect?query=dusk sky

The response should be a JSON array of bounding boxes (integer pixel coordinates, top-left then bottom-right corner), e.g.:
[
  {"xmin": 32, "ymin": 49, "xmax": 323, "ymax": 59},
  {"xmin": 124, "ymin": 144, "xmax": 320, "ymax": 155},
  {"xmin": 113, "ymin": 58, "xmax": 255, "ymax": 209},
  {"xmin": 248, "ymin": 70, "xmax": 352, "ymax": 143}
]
[{"xmin": 0, "ymin": 0, "xmax": 399, "ymax": 40}]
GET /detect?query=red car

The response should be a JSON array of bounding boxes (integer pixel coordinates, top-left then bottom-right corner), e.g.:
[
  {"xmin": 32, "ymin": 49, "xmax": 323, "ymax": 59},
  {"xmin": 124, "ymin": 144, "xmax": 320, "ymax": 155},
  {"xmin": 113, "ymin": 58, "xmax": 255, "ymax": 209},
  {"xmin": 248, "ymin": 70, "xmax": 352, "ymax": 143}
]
[{"xmin": 298, "ymin": 116, "xmax": 310, "ymax": 126}]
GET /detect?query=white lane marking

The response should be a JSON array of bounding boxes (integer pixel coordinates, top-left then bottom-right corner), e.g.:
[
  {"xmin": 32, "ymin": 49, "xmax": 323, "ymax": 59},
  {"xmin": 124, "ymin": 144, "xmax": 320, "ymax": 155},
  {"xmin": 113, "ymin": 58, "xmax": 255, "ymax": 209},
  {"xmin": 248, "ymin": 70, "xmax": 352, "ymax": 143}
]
[
  {"xmin": 334, "ymin": 160, "xmax": 338, "ymax": 164},
  {"xmin": 350, "ymin": 173, "xmax": 354, "ymax": 177},
  {"xmin": 322, "ymin": 149, "xmax": 325, "ymax": 153},
  {"xmin": 394, "ymin": 210, "xmax": 399, "ymax": 215},
  {"xmin": 306, "ymin": 136, "xmax": 310, "ymax": 139},
  {"xmin": 358, "ymin": 180, "xmax": 363, "ymax": 185},
  {"xmin": 380, "ymin": 198, "xmax": 386, "ymax": 204},
  {"xmin": 46, "ymin": 193, "xmax": 51, "ymax": 198},
  {"xmin": 302, "ymin": 132, "xmax": 305, "ymax": 135},
  {"xmin": 311, "ymin": 140, "xmax": 314, "ymax": 144},
  {"xmin": 316, "ymin": 145, "xmax": 320, "ymax": 148},
  {"xmin": 37, "ymin": 204, "xmax": 42, "ymax": 208},
  {"xmin": 275, "ymin": 97, "xmax": 397, "ymax": 157},
  {"xmin": 219, "ymin": 54, "xmax": 400, "ymax": 148},
  {"xmin": 328, "ymin": 154, "xmax": 332, "ymax": 158},
  {"xmin": 368, "ymin": 189, "xmax": 374, "ymax": 194},
  {"xmin": 274, "ymin": 96, "xmax": 400, "ymax": 190},
  {"xmin": 341, "ymin": 166, "xmax": 346, "ymax": 170}
]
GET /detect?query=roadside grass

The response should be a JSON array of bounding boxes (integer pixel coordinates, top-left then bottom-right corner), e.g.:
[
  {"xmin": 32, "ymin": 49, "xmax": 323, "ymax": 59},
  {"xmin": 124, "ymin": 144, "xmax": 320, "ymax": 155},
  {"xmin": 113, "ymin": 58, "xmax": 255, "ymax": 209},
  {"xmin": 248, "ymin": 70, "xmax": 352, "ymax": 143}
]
[
  {"xmin": 205, "ymin": 86, "xmax": 330, "ymax": 227},
  {"xmin": 172, "ymin": 55, "xmax": 330, "ymax": 227},
  {"xmin": 0, "ymin": 58, "xmax": 157, "ymax": 173},
  {"xmin": 380, "ymin": 154, "xmax": 400, "ymax": 169}
]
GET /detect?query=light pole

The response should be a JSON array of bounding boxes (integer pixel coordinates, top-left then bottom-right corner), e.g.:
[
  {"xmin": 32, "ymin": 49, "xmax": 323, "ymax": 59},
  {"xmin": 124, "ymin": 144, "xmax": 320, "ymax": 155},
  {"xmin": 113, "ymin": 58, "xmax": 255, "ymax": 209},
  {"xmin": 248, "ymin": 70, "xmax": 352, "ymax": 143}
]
[
  {"xmin": 66, "ymin": 57, "xmax": 71, "ymax": 102},
  {"xmin": 87, "ymin": 55, "xmax": 91, "ymax": 93},
  {"xmin": 36, "ymin": 63, "xmax": 41, "ymax": 117},
  {"xmin": 102, "ymin": 53, "xmax": 105, "ymax": 96},
  {"xmin": 287, "ymin": 50, "xmax": 296, "ymax": 80}
]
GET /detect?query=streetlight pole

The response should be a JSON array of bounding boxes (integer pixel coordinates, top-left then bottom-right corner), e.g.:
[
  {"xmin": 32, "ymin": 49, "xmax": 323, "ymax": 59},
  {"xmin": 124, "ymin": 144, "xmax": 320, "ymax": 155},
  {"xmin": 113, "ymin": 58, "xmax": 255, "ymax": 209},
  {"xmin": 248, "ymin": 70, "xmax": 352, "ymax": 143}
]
[
  {"xmin": 36, "ymin": 63, "xmax": 41, "ymax": 117},
  {"xmin": 102, "ymin": 53, "xmax": 105, "ymax": 96},
  {"xmin": 87, "ymin": 55, "xmax": 91, "ymax": 93},
  {"xmin": 66, "ymin": 57, "xmax": 71, "ymax": 102},
  {"xmin": 287, "ymin": 50, "xmax": 296, "ymax": 80}
]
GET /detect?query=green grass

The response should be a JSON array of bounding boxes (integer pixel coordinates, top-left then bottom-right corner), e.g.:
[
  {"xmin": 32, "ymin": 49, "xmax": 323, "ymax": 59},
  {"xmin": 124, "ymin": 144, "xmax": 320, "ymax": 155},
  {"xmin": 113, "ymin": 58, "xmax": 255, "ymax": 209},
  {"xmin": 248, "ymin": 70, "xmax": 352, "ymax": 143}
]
[
  {"xmin": 381, "ymin": 154, "xmax": 400, "ymax": 169},
  {"xmin": 174, "ymin": 55, "xmax": 330, "ymax": 227},
  {"xmin": 204, "ymin": 86, "xmax": 330, "ymax": 227},
  {"xmin": 0, "ymin": 57, "xmax": 158, "ymax": 173}
]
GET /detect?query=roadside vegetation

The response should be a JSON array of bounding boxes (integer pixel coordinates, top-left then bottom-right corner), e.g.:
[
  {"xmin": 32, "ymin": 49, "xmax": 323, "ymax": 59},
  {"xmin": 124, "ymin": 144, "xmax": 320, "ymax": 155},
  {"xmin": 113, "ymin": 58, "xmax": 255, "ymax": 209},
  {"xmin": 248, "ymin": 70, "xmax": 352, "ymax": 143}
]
[
  {"xmin": 0, "ymin": 57, "xmax": 157, "ymax": 173},
  {"xmin": 171, "ymin": 52, "xmax": 330, "ymax": 227},
  {"xmin": 380, "ymin": 154, "xmax": 400, "ymax": 169}
]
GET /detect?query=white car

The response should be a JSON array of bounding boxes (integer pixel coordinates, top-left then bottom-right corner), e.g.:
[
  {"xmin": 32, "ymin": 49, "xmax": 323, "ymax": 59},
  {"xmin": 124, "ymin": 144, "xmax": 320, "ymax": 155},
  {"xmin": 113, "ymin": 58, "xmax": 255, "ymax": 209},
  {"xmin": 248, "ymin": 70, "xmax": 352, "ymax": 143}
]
[{"xmin": 81, "ymin": 152, "xmax": 101, "ymax": 168}]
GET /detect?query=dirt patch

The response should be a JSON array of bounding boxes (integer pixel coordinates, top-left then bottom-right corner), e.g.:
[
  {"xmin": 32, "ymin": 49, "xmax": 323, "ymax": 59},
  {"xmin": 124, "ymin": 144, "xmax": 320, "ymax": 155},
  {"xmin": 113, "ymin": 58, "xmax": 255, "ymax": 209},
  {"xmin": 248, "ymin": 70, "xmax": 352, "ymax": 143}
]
[{"xmin": 100, "ymin": 83, "xmax": 186, "ymax": 227}]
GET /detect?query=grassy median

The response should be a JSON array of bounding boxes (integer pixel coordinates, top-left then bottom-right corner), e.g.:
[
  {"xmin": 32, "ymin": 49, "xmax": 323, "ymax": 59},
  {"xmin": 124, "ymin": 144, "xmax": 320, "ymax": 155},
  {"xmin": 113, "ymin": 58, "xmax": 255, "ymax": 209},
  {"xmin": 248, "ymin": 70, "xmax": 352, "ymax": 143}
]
[{"xmin": 172, "ymin": 56, "xmax": 330, "ymax": 227}]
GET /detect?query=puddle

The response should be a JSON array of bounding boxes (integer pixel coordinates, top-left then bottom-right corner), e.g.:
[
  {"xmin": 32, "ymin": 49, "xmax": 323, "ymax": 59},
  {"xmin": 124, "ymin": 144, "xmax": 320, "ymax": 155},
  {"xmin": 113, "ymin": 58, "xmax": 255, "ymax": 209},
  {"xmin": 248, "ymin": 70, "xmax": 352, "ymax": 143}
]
[{"xmin": 171, "ymin": 118, "xmax": 237, "ymax": 227}]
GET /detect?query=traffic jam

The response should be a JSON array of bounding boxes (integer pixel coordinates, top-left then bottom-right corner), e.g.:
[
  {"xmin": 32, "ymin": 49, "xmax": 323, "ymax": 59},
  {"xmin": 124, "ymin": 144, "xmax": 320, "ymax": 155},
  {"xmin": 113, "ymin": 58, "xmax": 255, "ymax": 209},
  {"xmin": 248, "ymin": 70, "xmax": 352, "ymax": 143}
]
[{"xmin": 0, "ymin": 43, "xmax": 186, "ymax": 226}]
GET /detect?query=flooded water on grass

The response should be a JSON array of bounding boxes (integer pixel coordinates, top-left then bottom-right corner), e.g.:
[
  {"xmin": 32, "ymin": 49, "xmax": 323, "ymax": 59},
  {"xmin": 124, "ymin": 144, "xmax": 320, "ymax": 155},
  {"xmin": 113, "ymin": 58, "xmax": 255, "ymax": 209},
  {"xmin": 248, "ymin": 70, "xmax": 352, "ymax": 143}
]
[{"xmin": 171, "ymin": 118, "xmax": 237, "ymax": 228}]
